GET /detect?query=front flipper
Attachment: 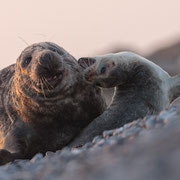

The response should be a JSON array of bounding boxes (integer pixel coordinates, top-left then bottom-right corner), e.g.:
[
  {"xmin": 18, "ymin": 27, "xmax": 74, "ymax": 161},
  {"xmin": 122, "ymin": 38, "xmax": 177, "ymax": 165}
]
[
  {"xmin": 0, "ymin": 149, "xmax": 22, "ymax": 165},
  {"xmin": 78, "ymin": 57, "xmax": 96, "ymax": 69},
  {"xmin": 0, "ymin": 124, "xmax": 33, "ymax": 165}
]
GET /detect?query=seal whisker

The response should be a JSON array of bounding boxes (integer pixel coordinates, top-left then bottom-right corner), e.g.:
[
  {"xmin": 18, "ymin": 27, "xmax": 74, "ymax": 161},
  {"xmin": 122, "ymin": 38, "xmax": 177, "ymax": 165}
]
[
  {"xmin": 43, "ymin": 77, "xmax": 54, "ymax": 90},
  {"xmin": 42, "ymin": 77, "xmax": 51, "ymax": 92},
  {"xmin": 40, "ymin": 78, "xmax": 46, "ymax": 98}
]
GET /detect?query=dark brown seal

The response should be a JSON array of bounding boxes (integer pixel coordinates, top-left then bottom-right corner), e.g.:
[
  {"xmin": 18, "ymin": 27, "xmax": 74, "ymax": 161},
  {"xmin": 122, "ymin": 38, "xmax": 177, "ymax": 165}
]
[
  {"xmin": 0, "ymin": 42, "xmax": 106, "ymax": 165},
  {"xmin": 70, "ymin": 52, "xmax": 180, "ymax": 147}
]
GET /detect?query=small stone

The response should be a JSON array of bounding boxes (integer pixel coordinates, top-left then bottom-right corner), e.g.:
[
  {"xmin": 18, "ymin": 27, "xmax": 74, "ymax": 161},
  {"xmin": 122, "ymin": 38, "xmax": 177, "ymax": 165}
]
[
  {"xmin": 145, "ymin": 116, "xmax": 156, "ymax": 129},
  {"xmin": 83, "ymin": 142, "xmax": 93, "ymax": 148},
  {"xmin": 30, "ymin": 153, "xmax": 43, "ymax": 163},
  {"xmin": 107, "ymin": 136, "xmax": 118, "ymax": 145},
  {"xmin": 71, "ymin": 149, "xmax": 82, "ymax": 155},
  {"xmin": 123, "ymin": 127, "xmax": 142, "ymax": 138},
  {"xmin": 96, "ymin": 139, "xmax": 106, "ymax": 147},
  {"xmin": 103, "ymin": 129, "xmax": 115, "ymax": 138},
  {"xmin": 92, "ymin": 136, "xmax": 103, "ymax": 144},
  {"xmin": 113, "ymin": 127, "xmax": 124, "ymax": 136},
  {"xmin": 124, "ymin": 123, "xmax": 131, "ymax": 129},
  {"xmin": 45, "ymin": 151, "xmax": 54, "ymax": 158}
]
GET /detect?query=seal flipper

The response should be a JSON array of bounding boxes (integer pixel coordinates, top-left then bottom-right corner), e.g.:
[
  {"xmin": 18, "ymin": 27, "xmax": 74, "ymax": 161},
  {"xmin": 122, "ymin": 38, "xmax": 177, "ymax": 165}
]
[
  {"xmin": 169, "ymin": 75, "xmax": 180, "ymax": 102},
  {"xmin": 78, "ymin": 57, "xmax": 96, "ymax": 69},
  {"xmin": 0, "ymin": 149, "xmax": 23, "ymax": 165}
]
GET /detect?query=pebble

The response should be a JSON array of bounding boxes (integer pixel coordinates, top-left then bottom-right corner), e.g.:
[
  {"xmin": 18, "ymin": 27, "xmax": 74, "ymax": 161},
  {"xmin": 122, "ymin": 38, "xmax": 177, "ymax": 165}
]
[
  {"xmin": 145, "ymin": 116, "xmax": 156, "ymax": 129},
  {"xmin": 0, "ymin": 105, "xmax": 177, "ymax": 179},
  {"xmin": 45, "ymin": 151, "xmax": 55, "ymax": 158},
  {"xmin": 103, "ymin": 129, "xmax": 115, "ymax": 138},
  {"xmin": 92, "ymin": 136, "xmax": 103, "ymax": 144},
  {"xmin": 95, "ymin": 139, "xmax": 106, "ymax": 147},
  {"xmin": 83, "ymin": 142, "xmax": 93, "ymax": 149},
  {"xmin": 113, "ymin": 127, "xmax": 124, "ymax": 136},
  {"xmin": 71, "ymin": 149, "xmax": 82, "ymax": 155},
  {"xmin": 30, "ymin": 153, "xmax": 43, "ymax": 163},
  {"xmin": 124, "ymin": 123, "xmax": 132, "ymax": 129}
]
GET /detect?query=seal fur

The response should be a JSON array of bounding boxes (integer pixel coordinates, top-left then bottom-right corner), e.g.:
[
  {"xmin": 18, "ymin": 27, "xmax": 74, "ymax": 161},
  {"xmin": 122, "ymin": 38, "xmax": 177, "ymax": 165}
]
[
  {"xmin": 0, "ymin": 42, "xmax": 106, "ymax": 164},
  {"xmin": 70, "ymin": 51, "xmax": 180, "ymax": 147}
]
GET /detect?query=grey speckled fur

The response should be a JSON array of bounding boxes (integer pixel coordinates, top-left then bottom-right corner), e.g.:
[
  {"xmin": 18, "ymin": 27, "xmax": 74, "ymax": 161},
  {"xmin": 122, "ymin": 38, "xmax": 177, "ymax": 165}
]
[
  {"xmin": 0, "ymin": 42, "xmax": 106, "ymax": 165},
  {"xmin": 70, "ymin": 52, "xmax": 180, "ymax": 147}
]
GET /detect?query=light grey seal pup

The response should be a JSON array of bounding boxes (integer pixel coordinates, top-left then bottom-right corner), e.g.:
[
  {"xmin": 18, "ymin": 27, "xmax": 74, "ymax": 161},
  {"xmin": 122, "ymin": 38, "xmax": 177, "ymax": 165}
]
[
  {"xmin": 0, "ymin": 42, "xmax": 106, "ymax": 165},
  {"xmin": 70, "ymin": 51, "xmax": 180, "ymax": 147}
]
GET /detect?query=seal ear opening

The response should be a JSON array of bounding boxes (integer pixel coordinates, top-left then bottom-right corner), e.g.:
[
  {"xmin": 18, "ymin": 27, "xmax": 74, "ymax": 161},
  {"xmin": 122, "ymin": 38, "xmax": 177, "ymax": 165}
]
[
  {"xmin": 169, "ymin": 74, "xmax": 180, "ymax": 102},
  {"xmin": 78, "ymin": 57, "xmax": 96, "ymax": 69}
]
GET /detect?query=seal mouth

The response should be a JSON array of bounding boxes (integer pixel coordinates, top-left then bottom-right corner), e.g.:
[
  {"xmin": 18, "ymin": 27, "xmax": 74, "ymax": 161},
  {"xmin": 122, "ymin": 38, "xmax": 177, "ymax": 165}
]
[
  {"xmin": 84, "ymin": 67, "xmax": 96, "ymax": 83},
  {"xmin": 85, "ymin": 72, "xmax": 94, "ymax": 82},
  {"xmin": 42, "ymin": 71, "xmax": 63, "ymax": 88}
]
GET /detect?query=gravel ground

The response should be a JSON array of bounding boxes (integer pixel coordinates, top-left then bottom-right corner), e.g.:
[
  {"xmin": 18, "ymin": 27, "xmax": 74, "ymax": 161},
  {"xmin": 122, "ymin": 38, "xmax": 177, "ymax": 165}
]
[{"xmin": 0, "ymin": 105, "xmax": 180, "ymax": 180}]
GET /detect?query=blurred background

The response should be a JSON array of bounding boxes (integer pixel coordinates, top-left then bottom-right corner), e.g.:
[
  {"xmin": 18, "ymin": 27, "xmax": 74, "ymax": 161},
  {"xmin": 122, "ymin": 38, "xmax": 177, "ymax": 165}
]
[{"xmin": 0, "ymin": 0, "xmax": 180, "ymax": 76}]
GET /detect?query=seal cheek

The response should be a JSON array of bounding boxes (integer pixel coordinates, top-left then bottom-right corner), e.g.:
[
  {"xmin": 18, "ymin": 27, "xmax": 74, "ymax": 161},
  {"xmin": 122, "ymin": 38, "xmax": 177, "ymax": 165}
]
[{"xmin": 19, "ymin": 66, "xmax": 29, "ymax": 76}]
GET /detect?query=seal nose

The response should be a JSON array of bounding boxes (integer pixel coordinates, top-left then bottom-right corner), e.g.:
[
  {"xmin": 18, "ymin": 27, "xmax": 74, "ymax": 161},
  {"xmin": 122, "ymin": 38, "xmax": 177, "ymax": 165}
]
[
  {"xmin": 84, "ymin": 69, "xmax": 95, "ymax": 82},
  {"xmin": 39, "ymin": 52, "xmax": 53, "ymax": 67}
]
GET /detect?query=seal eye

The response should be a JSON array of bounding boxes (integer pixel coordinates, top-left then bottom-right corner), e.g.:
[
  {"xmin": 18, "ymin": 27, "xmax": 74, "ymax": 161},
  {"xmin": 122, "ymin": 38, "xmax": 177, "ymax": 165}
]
[
  {"xmin": 22, "ymin": 56, "xmax": 32, "ymax": 68},
  {"xmin": 100, "ymin": 67, "xmax": 106, "ymax": 74}
]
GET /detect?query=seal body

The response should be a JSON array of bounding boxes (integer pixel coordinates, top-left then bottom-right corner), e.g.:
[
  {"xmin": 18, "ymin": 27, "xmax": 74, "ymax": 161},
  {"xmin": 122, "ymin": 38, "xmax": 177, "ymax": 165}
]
[
  {"xmin": 0, "ymin": 42, "xmax": 106, "ymax": 164},
  {"xmin": 70, "ymin": 52, "xmax": 180, "ymax": 147}
]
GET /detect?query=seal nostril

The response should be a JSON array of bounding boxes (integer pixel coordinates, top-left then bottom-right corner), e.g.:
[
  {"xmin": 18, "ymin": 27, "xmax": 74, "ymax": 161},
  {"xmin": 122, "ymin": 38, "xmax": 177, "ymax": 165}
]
[{"xmin": 40, "ymin": 53, "xmax": 52, "ymax": 66}]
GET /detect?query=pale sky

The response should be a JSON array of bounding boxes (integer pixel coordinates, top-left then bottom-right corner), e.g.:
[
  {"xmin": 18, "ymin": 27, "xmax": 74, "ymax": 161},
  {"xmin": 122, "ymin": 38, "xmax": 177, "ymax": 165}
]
[{"xmin": 0, "ymin": 0, "xmax": 180, "ymax": 69}]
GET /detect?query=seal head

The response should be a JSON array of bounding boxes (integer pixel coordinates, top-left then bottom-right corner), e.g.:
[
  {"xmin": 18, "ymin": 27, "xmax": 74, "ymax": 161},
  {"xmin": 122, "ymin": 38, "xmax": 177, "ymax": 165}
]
[{"xmin": 12, "ymin": 42, "xmax": 82, "ymax": 125}]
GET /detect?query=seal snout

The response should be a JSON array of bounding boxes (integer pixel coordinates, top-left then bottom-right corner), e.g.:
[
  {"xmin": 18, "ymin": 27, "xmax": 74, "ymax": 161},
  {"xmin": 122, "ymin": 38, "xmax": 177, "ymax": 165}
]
[
  {"xmin": 84, "ymin": 69, "xmax": 95, "ymax": 82},
  {"xmin": 33, "ymin": 50, "xmax": 64, "ymax": 87},
  {"xmin": 39, "ymin": 52, "xmax": 53, "ymax": 67}
]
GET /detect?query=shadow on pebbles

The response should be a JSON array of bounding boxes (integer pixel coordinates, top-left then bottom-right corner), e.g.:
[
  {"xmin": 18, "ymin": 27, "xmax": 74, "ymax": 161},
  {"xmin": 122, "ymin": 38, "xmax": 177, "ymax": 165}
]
[{"xmin": 1, "ymin": 105, "xmax": 180, "ymax": 180}]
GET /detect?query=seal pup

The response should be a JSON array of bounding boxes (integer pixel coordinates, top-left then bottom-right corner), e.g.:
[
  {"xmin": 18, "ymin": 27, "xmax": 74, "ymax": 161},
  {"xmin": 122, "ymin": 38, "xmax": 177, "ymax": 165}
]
[
  {"xmin": 70, "ymin": 51, "xmax": 180, "ymax": 147},
  {"xmin": 0, "ymin": 42, "xmax": 106, "ymax": 165}
]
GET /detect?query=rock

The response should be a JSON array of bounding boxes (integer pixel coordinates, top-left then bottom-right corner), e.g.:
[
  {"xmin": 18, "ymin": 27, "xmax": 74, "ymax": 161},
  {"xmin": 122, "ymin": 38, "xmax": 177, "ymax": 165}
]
[{"xmin": 30, "ymin": 153, "xmax": 43, "ymax": 163}]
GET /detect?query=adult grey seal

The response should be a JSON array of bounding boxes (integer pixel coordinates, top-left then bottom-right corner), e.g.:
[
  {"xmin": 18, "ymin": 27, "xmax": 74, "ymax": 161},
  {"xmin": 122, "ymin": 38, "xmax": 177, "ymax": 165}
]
[
  {"xmin": 0, "ymin": 42, "xmax": 106, "ymax": 165},
  {"xmin": 70, "ymin": 51, "xmax": 180, "ymax": 147}
]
